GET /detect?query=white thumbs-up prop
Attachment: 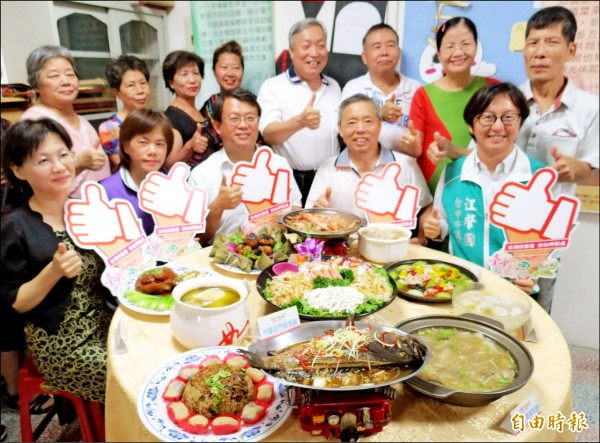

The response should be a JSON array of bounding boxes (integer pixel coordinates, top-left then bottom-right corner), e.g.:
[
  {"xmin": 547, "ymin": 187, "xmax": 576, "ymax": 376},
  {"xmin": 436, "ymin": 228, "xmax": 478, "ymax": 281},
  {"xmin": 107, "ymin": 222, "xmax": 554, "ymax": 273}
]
[
  {"xmin": 355, "ymin": 162, "xmax": 420, "ymax": 225},
  {"xmin": 490, "ymin": 168, "xmax": 579, "ymax": 239},
  {"xmin": 231, "ymin": 148, "xmax": 290, "ymax": 204},
  {"xmin": 139, "ymin": 162, "xmax": 207, "ymax": 224},
  {"xmin": 66, "ymin": 182, "xmax": 143, "ymax": 245}
]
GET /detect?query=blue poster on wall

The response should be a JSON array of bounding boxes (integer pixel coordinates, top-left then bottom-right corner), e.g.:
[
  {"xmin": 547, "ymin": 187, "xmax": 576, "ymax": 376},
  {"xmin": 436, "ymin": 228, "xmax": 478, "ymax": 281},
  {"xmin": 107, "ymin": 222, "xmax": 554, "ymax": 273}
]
[{"xmin": 401, "ymin": 1, "xmax": 536, "ymax": 85}]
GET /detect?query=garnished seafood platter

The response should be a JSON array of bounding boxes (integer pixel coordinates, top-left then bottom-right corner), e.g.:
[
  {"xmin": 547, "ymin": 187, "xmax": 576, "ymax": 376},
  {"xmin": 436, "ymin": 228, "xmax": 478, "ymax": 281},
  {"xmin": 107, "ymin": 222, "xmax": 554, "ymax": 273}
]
[
  {"xmin": 280, "ymin": 208, "xmax": 363, "ymax": 239},
  {"xmin": 256, "ymin": 256, "xmax": 397, "ymax": 319},
  {"xmin": 241, "ymin": 320, "xmax": 429, "ymax": 391}
]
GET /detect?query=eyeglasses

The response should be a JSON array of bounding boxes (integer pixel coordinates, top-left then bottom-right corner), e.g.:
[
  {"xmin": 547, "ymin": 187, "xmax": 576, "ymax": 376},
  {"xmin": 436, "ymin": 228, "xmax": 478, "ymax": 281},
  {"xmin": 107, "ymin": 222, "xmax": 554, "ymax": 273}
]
[
  {"xmin": 476, "ymin": 113, "xmax": 521, "ymax": 127},
  {"xmin": 225, "ymin": 114, "xmax": 259, "ymax": 125},
  {"xmin": 31, "ymin": 151, "xmax": 74, "ymax": 168}
]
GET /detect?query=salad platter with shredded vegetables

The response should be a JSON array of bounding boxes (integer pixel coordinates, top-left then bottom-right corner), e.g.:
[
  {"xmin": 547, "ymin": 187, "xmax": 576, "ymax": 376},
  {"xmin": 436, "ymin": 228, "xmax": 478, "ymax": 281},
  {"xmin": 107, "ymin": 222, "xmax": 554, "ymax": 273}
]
[{"xmin": 256, "ymin": 256, "xmax": 397, "ymax": 320}]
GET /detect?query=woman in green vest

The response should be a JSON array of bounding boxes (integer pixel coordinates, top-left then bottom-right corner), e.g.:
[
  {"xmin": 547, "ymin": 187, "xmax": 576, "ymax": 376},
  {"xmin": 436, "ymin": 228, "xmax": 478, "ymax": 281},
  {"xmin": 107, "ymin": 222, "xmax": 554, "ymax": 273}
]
[{"xmin": 422, "ymin": 82, "xmax": 547, "ymax": 294}]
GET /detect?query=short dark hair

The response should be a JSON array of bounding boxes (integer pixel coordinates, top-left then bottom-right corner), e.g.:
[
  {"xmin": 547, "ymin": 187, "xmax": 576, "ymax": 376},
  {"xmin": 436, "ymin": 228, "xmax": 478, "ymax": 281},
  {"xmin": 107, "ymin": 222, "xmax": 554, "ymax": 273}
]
[
  {"xmin": 212, "ymin": 40, "xmax": 244, "ymax": 71},
  {"xmin": 212, "ymin": 88, "xmax": 261, "ymax": 123},
  {"xmin": 362, "ymin": 23, "xmax": 399, "ymax": 49},
  {"xmin": 338, "ymin": 93, "xmax": 381, "ymax": 124},
  {"xmin": 1, "ymin": 118, "xmax": 72, "ymax": 198},
  {"xmin": 526, "ymin": 6, "xmax": 577, "ymax": 43},
  {"xmin": 436, "ymin": 16, "xmax": 478, "ymax": 50},
  {"xmin": 119, "ymin": 109, "xmax": 174, "ymax": 171},
  {"xmin": 463, "ymin": 83, "xmax": 530, "ymax": 138},
  {"xmin": 162, "ymin": 51, "xmax": 205, "ymax": 93},
  {"xmin": 105, "ymin": 55, "xmax": 150, "ymax": 90}
]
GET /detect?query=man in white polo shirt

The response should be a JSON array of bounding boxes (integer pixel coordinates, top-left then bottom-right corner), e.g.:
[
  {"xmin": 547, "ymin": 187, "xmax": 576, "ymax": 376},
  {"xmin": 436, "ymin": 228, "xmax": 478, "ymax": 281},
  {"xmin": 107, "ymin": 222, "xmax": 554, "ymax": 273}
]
[
  {"xmin": 517, "ymin": 5, "xmax": 599, "ymax": 313},
  {"xmin": 306, "ymin": 93, "xmax": 431, "ymax": 241},
  {"xmin": 342, "ymin": 23, "xmax": 421, "ymax": 152},
  {"xmin": 189, "ymin": 88, "xmax": 301, "ymax": 244},
  {"xmin": 258, "ymin": 18, "xmax": 341, "ymax": 205}
]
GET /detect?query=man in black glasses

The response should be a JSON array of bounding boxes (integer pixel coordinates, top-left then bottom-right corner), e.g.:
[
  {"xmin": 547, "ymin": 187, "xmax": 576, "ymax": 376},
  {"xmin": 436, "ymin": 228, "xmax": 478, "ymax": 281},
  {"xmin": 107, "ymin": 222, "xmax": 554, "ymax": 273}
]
[{"xmin": 189, "ymin": 88, "xmax": 301, "ymax": 244}]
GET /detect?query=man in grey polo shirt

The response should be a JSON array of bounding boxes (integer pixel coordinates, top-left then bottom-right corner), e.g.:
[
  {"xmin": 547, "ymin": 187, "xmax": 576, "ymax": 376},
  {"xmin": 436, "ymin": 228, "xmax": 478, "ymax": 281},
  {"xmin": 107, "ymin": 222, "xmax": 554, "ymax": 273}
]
[{"xmin": 258, "ymin": 18, "xmax": 341, "ymax": 205}]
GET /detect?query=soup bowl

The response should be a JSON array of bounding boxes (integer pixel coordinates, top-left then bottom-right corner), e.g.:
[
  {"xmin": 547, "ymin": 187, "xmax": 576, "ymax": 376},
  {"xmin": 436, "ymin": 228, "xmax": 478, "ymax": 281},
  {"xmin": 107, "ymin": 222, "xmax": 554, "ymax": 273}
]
[
  {"xmin": 170, "ymin": 276, "xmax": 250, "ymax": 349},
  {"xmin": 452, "ymin": 282, "xmax": 531, "ymax": 333},
  {"xmin": 396, "ymin": 314, "xmax": 534, "ymax": 407},
  {"xmin": 357, "ymin": 223, "xmax": 411, "ymax": 264}
]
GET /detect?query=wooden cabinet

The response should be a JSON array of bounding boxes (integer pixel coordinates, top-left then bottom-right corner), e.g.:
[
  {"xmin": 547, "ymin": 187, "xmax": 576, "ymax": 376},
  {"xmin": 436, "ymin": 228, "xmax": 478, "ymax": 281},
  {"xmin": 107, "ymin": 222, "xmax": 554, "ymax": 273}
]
[{"xmin": 1, "ymin": 1, "xmax": 170, "ymax": 129}]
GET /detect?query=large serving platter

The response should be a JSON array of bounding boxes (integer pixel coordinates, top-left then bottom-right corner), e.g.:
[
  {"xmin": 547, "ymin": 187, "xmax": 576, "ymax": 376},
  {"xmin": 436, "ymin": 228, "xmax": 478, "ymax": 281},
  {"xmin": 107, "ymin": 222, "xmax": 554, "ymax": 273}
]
[
  {"xmin": 279, "ymin": 208, "xmax": 363, "ymax": 239},
  {"xmin": 137, "ymin": 346, "xmax": 292, "ymax": 442},
  {"xmin": 247, "ymin": 320, "xmax": 429, "ymax": 391},
  {"xmin": 256, "ymin": 256, "xmax": 397, "ymax": 320},
  {"xmin": 117, "ymin": 264, "xmax": 215, "ymax": 316},
  {"xmin": 384, "ymin": 259, "xmax": 478, "ymax": 304}
]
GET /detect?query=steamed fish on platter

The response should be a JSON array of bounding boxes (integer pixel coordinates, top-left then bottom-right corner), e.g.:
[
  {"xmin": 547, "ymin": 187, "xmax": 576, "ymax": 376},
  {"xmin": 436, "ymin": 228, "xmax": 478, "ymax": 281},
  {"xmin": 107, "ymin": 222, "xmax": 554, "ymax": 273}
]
[
  {"xmin": 239, "ymin": 325, "xmax": 427, "ymax": 388},
  {"xmin": 239, "ymin": 325, "xmax": 427, "ymax": 372}
]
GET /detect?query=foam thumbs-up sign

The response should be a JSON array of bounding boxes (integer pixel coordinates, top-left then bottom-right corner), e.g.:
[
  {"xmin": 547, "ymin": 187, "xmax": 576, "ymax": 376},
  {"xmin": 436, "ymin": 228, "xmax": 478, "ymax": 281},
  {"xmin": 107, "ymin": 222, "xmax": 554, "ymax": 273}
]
[
  {"xmin": 139, "ymin": 162, "xmax": 207, "ymax": 224},
  {"xmin": 231, "ymin": 148, "xmax": 290, "ymax": 205},
  {"xmin": 354, "ymin": 162, "xmax": 420, "ymax": 226},
  {"xmin": 490, "ymin": 168, "xmax": 579, "ymax": 239},
  {"xmin": 66, "ymin": 182, "xmax": 143, "ymax": 246}
]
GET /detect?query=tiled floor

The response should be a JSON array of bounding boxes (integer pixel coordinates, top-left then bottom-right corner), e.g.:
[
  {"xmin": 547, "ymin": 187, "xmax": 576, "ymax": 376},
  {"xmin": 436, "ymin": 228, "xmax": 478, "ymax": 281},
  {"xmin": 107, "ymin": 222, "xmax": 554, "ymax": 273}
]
[{"xmin": 1, "ymin": 345, "xmax": 598, "ymax": 442}]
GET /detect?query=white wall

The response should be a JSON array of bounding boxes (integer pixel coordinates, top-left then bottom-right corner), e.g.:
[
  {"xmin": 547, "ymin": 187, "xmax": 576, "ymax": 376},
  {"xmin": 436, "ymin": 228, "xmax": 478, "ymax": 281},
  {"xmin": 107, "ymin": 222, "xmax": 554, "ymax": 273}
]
[
  {"xmin": 1, "ymin": 1, "xmax": 56, "ymax": 84},
  {"xmin": 551, "ymin": 212, "xmax": 600, "ymax": 349},
  {"xmin": 164, "ymin": 0, "xmax": 192, "ymax": 52}
]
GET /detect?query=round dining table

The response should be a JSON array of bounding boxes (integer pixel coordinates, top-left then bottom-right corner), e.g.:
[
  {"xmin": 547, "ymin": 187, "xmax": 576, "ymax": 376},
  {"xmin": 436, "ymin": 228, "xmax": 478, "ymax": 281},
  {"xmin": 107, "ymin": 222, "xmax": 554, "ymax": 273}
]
[{"xmin": 105, "ymin": 243, "xmax": 574, "ymax": 442}]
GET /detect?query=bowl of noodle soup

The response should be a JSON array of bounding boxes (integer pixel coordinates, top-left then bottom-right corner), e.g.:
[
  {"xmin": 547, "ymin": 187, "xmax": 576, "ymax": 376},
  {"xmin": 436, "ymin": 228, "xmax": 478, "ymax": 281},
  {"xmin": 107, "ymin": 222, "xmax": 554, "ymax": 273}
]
[{"xmin": 395, "ymin": 314, "xmax": 534, "ymax": 407}]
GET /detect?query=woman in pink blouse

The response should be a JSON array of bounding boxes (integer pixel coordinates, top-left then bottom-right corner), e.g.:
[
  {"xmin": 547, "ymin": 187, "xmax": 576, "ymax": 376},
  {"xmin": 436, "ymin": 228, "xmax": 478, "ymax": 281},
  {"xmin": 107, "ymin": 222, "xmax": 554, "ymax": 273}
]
[{"xmin": 21, "ymin": 45, "xmax": 110, "ymax": 197}]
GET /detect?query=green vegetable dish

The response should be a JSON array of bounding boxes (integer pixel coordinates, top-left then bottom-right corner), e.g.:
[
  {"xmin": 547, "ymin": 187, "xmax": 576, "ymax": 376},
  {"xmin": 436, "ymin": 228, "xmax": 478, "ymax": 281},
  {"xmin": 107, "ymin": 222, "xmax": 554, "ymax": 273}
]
[
  {"xmin": 386, "ymin": 260, "xmax": 476, "ymax": 301},
  {"xmin": 416, "ymin": 327, "xmax": 517, "ymax": 392},
  {"xmin": 258, "ymin": 256, "xmax": 396, "ymax": 319}
]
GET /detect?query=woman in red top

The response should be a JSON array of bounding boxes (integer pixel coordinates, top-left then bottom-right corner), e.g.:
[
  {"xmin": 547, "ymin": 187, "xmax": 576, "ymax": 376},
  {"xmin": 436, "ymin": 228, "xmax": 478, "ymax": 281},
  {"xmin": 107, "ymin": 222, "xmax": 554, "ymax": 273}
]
[{"xmin": 400, "ymin": 17, "xmax": 499, "ymax": 193}]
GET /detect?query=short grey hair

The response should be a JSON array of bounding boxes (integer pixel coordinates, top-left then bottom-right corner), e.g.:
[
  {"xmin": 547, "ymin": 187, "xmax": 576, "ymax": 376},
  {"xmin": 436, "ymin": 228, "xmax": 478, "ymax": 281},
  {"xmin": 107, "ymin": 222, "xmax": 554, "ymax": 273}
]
[
  {"xmin": 338, "ymin": 93, "xmax": 381, "ymax": 124},
  {"xmin": 26, "ymin": 45, "xmax": 78, "ymax": 89},
  {"xmin": 288, "ymin": 18, "xmax": 327, "ymax": 48}
]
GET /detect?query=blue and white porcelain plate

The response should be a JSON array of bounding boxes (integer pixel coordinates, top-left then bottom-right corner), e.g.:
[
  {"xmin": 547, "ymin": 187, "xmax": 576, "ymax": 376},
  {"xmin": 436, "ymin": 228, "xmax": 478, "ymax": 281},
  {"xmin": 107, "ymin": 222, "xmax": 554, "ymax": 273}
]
[
  {"xmin": 137, "ymin": 346, "xmax": 292, "ymax": 442},
  {"xmin": 117, "ymin": 264, "xmax": 215, "ymax": 316}
]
